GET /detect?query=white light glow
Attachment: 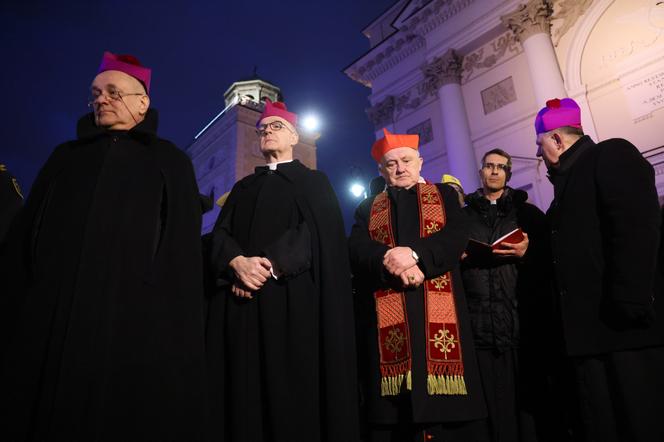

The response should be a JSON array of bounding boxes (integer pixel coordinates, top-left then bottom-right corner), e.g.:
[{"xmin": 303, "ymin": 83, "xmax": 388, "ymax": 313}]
[
  {"xmin": 302, "ymin": 114, "xmax": 320, "ymax": 131},
  {"xmin": 350, "ymin": 183, "xmax": 366, "ymax": 198}
]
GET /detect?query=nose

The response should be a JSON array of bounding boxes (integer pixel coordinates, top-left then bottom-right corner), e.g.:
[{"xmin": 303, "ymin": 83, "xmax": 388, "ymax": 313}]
[{"xmin": 93, "ymin": 93, "xmax": 111, "ymax": 106}]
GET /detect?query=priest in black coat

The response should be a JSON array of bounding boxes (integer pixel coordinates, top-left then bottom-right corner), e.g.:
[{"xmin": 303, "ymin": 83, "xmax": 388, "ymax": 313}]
[
  {"xmin": 207, "ymin": 99, "xmax": 359, "ymax": 442},
  {"xmin": 535, "ymin": 98, "xmax": 664, "ymax": 441},
  {"xmin": 0, "ymin": 52, "xmax": 209, "ymax": 441},
  {"xmin": 349, "ymin": 128, "xmax": 487, "ymax": 442}
]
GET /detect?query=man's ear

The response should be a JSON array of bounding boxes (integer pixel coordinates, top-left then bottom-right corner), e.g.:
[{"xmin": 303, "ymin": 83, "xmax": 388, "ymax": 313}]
[
  {"xmin": 290, "ymin": 130, "xmax": 299, "ymax": 147},
  {"xmin": 138, "ymin": 95, "xmax": 150, "ymax": 116},
  {"xmin": 553, "ymin": 132, "xmax": 562, "ymax": 147}
]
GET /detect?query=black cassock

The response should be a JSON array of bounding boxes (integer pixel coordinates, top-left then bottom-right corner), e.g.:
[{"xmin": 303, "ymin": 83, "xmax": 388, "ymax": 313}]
[
  {"xmin": 349, "ymin": 184, "xmax": 486, "ymax": 430},
  {"xmin": 0, "ymin": 110, "xmax": 209, "ymax": 441},
  {"xmin": 0, "ymin": 164, "xmax": 22, "ymax": 246},
  {"xmin": 207, "ymin": 160, "xmax": 359, "ymax": 442}
]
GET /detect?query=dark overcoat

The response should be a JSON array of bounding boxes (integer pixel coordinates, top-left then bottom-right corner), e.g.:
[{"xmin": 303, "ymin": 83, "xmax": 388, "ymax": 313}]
[
  {"xmin": 0, "ymin": 110, "xmax": 209, "ymax": 441},
  {"xmin": 547, "ymin": 135, "xmax": 664, "ymax": 356}
]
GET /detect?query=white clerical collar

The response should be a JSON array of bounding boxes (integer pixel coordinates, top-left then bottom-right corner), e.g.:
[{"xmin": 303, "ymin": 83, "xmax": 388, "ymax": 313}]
[{"xmin": 267, "ymin": 159, "xmax": 294, "ymax": 170}]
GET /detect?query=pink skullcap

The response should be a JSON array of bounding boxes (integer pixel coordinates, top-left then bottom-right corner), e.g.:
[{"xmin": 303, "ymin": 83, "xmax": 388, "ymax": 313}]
[
  {"xmin": 257, "ymin": 98, "xmax": 298, "ymax": 127},
  {"xmin": 98, "ymin": 51, "xmax": 152, "ymax": 93},
  {"xmin": 535, "ymin": 98, "xmax": 582, "ymax": 134},
  {"xmin": 371, "ymin": 128, "xmax": 419, "ymax": 163}
]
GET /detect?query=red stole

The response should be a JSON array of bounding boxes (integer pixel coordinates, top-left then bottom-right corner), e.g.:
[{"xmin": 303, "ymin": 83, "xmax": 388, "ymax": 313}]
[{"xmin": 368, "ymin": 184, "xmax": 467, "ymax": 396}]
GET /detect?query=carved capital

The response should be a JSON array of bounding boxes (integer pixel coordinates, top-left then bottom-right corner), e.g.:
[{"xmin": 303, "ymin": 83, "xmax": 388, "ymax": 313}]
[
  {"xmin": 366, "ymin": 96, "xmax": 395, "ymax": 128},
  {"xmin": 422, "ymin": 49, "xmax": 463, "ymax": 95},
  {"xmin": 501, "ymin": 0, "xmax": 553, "ymax": 43}
]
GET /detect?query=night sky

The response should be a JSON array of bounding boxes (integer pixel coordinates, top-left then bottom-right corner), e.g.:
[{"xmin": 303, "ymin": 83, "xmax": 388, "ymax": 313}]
[{"xmin": 0, "ymin": 0, "xmax": 396, "ymax": 228}]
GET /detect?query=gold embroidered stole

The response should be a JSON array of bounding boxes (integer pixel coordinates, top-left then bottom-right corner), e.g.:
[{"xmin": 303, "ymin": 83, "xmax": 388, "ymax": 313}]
[{"xmin": 368, "ymin": 184, "xmax": 467, "ymax": 396}]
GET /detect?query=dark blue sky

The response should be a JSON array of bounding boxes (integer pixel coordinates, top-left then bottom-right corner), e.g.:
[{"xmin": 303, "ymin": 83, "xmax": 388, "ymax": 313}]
[{"xmin": 0, "ymin": 0, "xmax": 395, "ymax": 227}]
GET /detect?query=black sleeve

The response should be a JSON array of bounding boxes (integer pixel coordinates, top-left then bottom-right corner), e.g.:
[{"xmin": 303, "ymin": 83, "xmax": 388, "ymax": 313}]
[
  {"xmin": 262, "ymin": 222, "xmax": 312, "ymax": 279},
  {"xmin": 408, "ymin": 184, "xmax": 470, "ymax": 278},
  {"xmin": 596, "ymin": 139, "xmax": 660, "ymax": 325},
  {"xmin": 209, "ymin": 184, "xmax": 244, "ymax": 286}
]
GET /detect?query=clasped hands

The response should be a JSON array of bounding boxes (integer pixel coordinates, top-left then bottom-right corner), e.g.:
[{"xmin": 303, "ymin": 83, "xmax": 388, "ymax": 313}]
[
  {"xmin": 228, "ymin": 255, "xmax": 273, "ymax": 299},
  {"xmin": 383, "ymin": 246, "xmax": 424, "ymax": 289}
]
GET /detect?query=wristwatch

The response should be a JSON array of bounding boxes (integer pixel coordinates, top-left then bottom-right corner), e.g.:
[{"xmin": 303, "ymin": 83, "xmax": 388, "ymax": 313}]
[{"xmin": 411, "ymin": 249, "xmax": 420, "ymax": 263}]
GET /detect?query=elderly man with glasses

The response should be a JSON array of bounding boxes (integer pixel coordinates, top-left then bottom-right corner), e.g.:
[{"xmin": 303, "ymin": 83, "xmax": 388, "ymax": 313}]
[
  {"xmin": 207, "ymin": 99, "xmax": 359, "ymax": 442},
  {"xmin": 0, "ymin": 52, "xmax": 209, "ymax": 441}
]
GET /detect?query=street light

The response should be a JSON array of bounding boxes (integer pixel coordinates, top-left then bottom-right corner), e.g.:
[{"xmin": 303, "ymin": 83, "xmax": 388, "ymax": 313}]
[
  {"xmin": 350, "ymin": 182, "xmax": 367, "ymax": 199},
  {"xmin": 301, "ymin": 114, "xmax": 320, "ymax": 132}
]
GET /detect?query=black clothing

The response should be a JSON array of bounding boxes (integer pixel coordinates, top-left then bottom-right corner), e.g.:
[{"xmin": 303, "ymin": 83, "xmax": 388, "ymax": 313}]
[
  {"xmin": 547, "ymin": 135, "xmax": 664, "ymax": 441},
  {"xmin": 0, "ymin": 164, "xmax": 22, "ymax": 245},
  {"xmin": 349, "ymin": 183, "xmax": 486, "ymax": 426},
  {"xmin": 208, "ymin": 160, "xmax": 359, "ymax": 442},
  {"xmin": 462, "ymin": 187, "xmax": 549, "ymax": 350},
  {"xmin": 569, "ymin": 347, "xmax": 664, "ymax": 442},
  {"xmin": 547, "ymin": 136, "xmax": 664, "ymax": 355},
  {"xmin": 461, "ymin": 187, "xmax": 552, "ymax": 442},
  {"xmin": 0, "ymin": 110, "xmax": 209, "ymax": 441}
]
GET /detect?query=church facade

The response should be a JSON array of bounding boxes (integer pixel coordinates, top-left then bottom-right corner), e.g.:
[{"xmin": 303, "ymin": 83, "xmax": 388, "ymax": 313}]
[
  {"xmin": 345, "ymin": 0, "xmax": 664, "ymax": 209},
  {"xmin": 186, "ymin": 78, "xmax": 318, "ymax": 232}
]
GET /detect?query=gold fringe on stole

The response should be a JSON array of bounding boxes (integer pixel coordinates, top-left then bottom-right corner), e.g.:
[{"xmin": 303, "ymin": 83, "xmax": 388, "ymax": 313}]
[
  {"xmin": 427, "ymin": 374, "xmax": 468, "ymax": 395},
  {"xmin": 380, "ymin": 370, "xmax": 412, "ymax": 396}
]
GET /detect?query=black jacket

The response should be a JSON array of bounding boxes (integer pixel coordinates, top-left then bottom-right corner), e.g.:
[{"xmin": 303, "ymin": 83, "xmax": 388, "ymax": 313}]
[
  {"xmin": 0, "ymin": 110, "xmax": 209, "ymax": 441},
  {"xmin": 461, "ymin": 187, "xmax": 548, "ymax": 350},
  {"xmin": 547, "ymin": 135, "xmax": 664, "ymax": 356}
]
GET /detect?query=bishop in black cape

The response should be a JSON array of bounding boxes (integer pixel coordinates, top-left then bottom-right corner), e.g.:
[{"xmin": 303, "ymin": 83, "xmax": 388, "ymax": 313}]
[
  {"xmin": 0, "ymin": 53, "xmax": 209, "ymax": 441},
  {"xmin": 206, "ymin": 100, "xmax": 359, "ymax": 442}
]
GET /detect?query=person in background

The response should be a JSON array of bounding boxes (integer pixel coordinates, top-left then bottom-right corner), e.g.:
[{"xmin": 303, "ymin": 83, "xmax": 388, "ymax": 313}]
[
  {"xmin": 460, "ymin": 148, "xmax": 555, "ymax": 441},
  {"xmin": 441, "ymin": 173, "xmax": 465, "ymax": 207}
]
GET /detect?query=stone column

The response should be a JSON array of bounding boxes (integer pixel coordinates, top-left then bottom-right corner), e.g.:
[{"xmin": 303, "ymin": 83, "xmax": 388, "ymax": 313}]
[
  {"xmin": 423, "ymin": 49, "xmax": 480, "ymax": 191},
  {"xmin": 502, "ymin": 0, "xmax": 567, "ymax": 106}
]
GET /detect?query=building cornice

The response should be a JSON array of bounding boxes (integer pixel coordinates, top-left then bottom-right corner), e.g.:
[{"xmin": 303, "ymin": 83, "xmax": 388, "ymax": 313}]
[
  {"xmin": 345, "ymin": 0, "xmax": 476, "ymax": 87},
  {"xmin": 345, "ymin": 33, "xmax": 425, "ymax": 88},
  {"xmin": 400, "ymin": 0, "xmax": 475, "ymax": 36}
]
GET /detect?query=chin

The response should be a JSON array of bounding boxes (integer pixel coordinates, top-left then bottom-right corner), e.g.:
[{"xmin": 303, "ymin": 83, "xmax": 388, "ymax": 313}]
[{"xmin": 96, "ymin": 116, "xmax": 117, "ymax": 127}]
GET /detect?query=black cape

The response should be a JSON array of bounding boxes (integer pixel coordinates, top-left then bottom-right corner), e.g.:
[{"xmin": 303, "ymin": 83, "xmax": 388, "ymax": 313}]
[
  {"xmin": 0, "ymin": 164, "xmax": 22, "ymax": 246},
  {"xmin": 207, "ymin": 160, "xmax": 359, "ymax": 442},
  {"xmin": 0, "ymin": 110, "xmax": 209, "ymax": 441},
  {"xmin": 349, "ymin": 183, "xmax": 487, "ymax": 425}
]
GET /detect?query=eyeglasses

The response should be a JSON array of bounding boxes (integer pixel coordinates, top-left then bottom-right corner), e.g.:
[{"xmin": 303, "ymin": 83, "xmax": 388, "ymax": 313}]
[
  {"xmin": 255, "ymin": 120, "xmax": 292, "ymax": 136},
  {"xmin": 87, "ymin": 89, "xmax": 145, "ymax": 107},
  {"xmin": 482, "ymin": 162, "xmax": 510, "ymax": 172}
]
